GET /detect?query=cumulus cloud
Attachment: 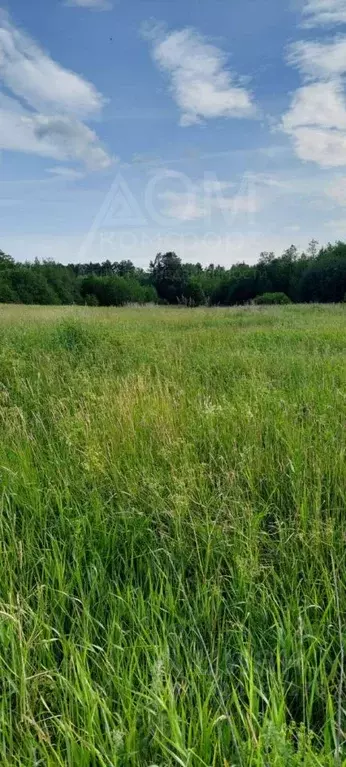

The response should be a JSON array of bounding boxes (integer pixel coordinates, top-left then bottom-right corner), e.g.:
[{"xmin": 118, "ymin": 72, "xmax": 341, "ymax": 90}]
[
  {"xmin": 287, "ymin": 126, "xmax": 346, "ymax": 167},
  {"xmin": 283, "ymin": 81, "xmax": 346, "ymax": 132},
  {"xmin": 283, "ymin": 5, "xmax": 346, "ymax": 168},
  {"xmin": 282, "ymin": 80, "xmax": 346, "ymax": 166},
  {"xmin": 0, "ymin": 109, "xmax": 112, "ymax": 169},
  {"xmin": 287, "ymin": 38, "xmax": 346, "ymax": 80},
  {"xmin": 0, "ymin": 14, "xmax": 112, "ymax": 170},
  {"xmin": 302, "ymin": 0, "xmax": 346, "ymax": 27},
  {"xmin": 147, "ymin": 26, "xmax": 255, "ymax": 126}
]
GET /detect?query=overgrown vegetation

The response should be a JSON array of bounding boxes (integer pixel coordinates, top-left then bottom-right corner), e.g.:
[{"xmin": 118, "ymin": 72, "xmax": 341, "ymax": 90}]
[
  {"xmin": 254, "ymin": 292, "xmax": 292, "ymax": 305},
  {"xmin": 0, "ymin": 303, "xmax": 345, "ymax": 765},
  {"xmin": 2, "ymin": 239, "xmax": 346, "ymax": 306}
]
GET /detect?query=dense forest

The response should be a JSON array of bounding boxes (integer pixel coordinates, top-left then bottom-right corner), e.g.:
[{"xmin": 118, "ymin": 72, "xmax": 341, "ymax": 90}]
[{"xmin": 1, "ymin": 239, "xmax": 346, "ymax": 306}]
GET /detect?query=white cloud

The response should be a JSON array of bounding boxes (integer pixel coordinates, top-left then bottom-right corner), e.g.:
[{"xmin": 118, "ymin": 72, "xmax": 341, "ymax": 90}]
[
  {"xmin": 160, "ymin": 191, "xmax": 206, "ymax": 221},
  {"xmin": 284, "ymin": 1, "xmax": 346, "ymax": 168},
  {"xmin": 217, "ymin": 195, "xmax": 260, "ymax": 214},
  {"xmin": 46, "ymin": 166, "xmax": 85, "ymax": 179},
  {"xmin": 66, "ymin": 0, "xmax": 112, "ymax": 8},
  {"xmin": 302, "ymin": 0, "xmax": 346, "ymax": 27},
  {"xmin": 148, "ymin": 27, "xmax": 255, "ymax": 126},
  {"xmin": 325, "ymin": 217, "xmax": 346, "ymax": 230},
  {"xmin": 247, "ymin": 173, "xmax": 291, "ymax": 190},
  {"xmin": 283, "ymin": 81, "xmax": 346, "ymax": 132},
  {"xmin": 0, "ymin": 14, "xmax": 112, "ymax": 170},
  {"xmin": 0, "ymin": 89, "xmax": 25, "ymax": 113},
  {"xmin": 287, "ymin": 38, "xmax": 346, "ymax": 80},
  {"xmin": 0, "ymin": 109, "xmax": 112, "ymax": 170},
  {"xmin": 0, "ymin": 15, "xmax": 104, "ymax": 116},
  {"xmin": 202, "ymin": 180, "xmax": 235, "ymax": 194},
  {"xmin": 287, "ymin": 126, "xmax": 346, "ymax": 166},
  {"xmin": 248, "ymin": 169, "xmax": 346, "ymax": 203},
  {"xmin": 283, "ymin": 50, "xmax": 346, "ymax": 166},
  {"xmin": 159, "ymin": 178, "xmax": 260, "ymax": 221},
  {"xmin": 326, "ymin": 177, "xmax": 346, "ymax": 204}
]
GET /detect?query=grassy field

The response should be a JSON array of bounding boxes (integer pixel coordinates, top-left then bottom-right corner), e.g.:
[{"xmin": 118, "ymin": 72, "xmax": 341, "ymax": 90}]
[{"xmin": 0, "ymin": 303, "xmax": 346, "ymax": 766}]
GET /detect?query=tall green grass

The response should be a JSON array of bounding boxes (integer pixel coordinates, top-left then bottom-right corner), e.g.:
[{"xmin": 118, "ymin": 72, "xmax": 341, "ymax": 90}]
[{"xmin": 0, "ymin": 303, "xmax": 345, "ymax": 766}]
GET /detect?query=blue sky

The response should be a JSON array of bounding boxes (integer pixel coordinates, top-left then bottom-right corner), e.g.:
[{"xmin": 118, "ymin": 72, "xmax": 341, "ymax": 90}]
[{"xmin": 1, "ymin": 0, "xmax": 346, "ymax": 266}]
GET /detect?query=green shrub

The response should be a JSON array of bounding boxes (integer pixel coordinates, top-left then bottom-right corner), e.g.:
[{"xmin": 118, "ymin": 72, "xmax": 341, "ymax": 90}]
[
  {"xmin": 182, "ymin": 278, "xmax": 205, "ymax": 306},
  {"xmin": 254, "ymin": 291, "xmax": 292, "ymax": 305},
  {"xmin": 84, "ymin": 293, "xmax": 99, "ymax": 307}
]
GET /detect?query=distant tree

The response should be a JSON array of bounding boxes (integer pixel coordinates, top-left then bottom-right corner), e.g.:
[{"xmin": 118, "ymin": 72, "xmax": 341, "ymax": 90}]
[
  {"xmin": 182, "ymin": 278, "xmax": 205, "ymax": 306},
  {"xmin": 307, "ymin": 239, "xmax": 319, "ymax": 259},
  {"xmin": 149, "ymin": 252, "xmax": 186, "ymax": 304},
  {"xmin": 211, "ymin": 268, "xmax": 258, "ymax": 305},
  {"xmin": 299, "ymin": 242, "xmax": 346, "ymax": 303},
  {"xmin": 282, "ymin": 244, "xmax": 299, "ymax": 262},
  {"xmin": 3, "ymin": 238, "xmax": 346, "ymax": 308},
  {"xmin": 256, "ymin": 246, "xmax": 301, "ymax": 300},
  {"xmin": 79, "ymin": 274, "xmax": 156, "ymax": 306},
  {"xmin": 10, "ymin": 266, "xmax": 58, "ymax": 305},
  {"xmin": 41, "ymin": 262, "xmax": 78, "ymax": 304},
  {"xmin": 0, "ymin": 250, "xmax": 15, "ymax": 270},
  {"xmin": 0, "ymin": 272, "xmax": 18, "ymax": 303},
  {"xmin": 114, "ymin": 260, "xmax": 136, "ymax": 277},
  {"xmin": 258, "ymin": 251, "xmax": 275, "ymax": 265},
  {"xmin": 100, "ymin": 260, "xmax": 114, "ymax": 276}
]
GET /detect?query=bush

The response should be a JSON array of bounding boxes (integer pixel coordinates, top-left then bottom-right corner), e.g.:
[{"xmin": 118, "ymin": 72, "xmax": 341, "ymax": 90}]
[
  {"xmin": 0, "ymin": 273, "xmax": 19, "ymax": 303},
  {"xmin": 139, "ymin": 284, "xmax": 158, "ymax": 304},
  {"xmin": 182, "ymin": 278, "xmax": 205, "ymax": 306},
  {"xmin": 210, "ymin": 274, "xmax": 258, "ymax": 306},
  {"xmin": 84, "ymin": 293, "xmax": 99, "ymax": 307},
  {"xmin": 254, "ymin": 292, "xmax": 292, "ymax": 305}
]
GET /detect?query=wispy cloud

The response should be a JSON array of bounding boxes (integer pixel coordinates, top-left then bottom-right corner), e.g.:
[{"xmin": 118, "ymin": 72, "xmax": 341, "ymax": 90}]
[
  {"xmin": 326, "ymin": 176, "xmax": 346, "ymax": 205},
  {"xmin": 159, "ymin": 177, "xmax": 260, "ymax": 222},
  {"xmin": 65, "ymin": 0, "xmax": 112, "ymax": 10},
  {"xmin": 0, "ymin": 109, "xmax": 113, "ymax": 169},
  {"xmin": 0, "ymin": 14, "xmax": 105, "ymax": 116},
  {"xmin": 0, "ymin": 14, "xmax": 112, "ymax": 170},
  {"xmin": 146, "ymin": 26, "xmax": 255, "ymax": 126},
  {"xmin": 160, "ymin": 190, "xmax": 206, "ymax": 221},
  {"xmin": 302, "ymin": 0, "xmax": 346, "ymax": 27},
  {"xmin": 46, "ymin": 167, "xmax": 85, "ymax": 180},
  {"xmin": 287, "ymin": 38, "xmax": 346, "ymax": 80}
]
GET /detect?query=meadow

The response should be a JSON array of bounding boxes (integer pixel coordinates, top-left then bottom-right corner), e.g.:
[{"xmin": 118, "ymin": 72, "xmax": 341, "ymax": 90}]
[{"xmin": 0, "ymin": 303, "xmax": 345, "ymax": 766}]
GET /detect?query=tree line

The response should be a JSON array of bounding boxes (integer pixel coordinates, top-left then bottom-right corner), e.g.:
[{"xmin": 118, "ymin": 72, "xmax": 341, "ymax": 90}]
[{"xmin": 1, "ymin": 239, "xmax": 346, "ymax": 306}]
